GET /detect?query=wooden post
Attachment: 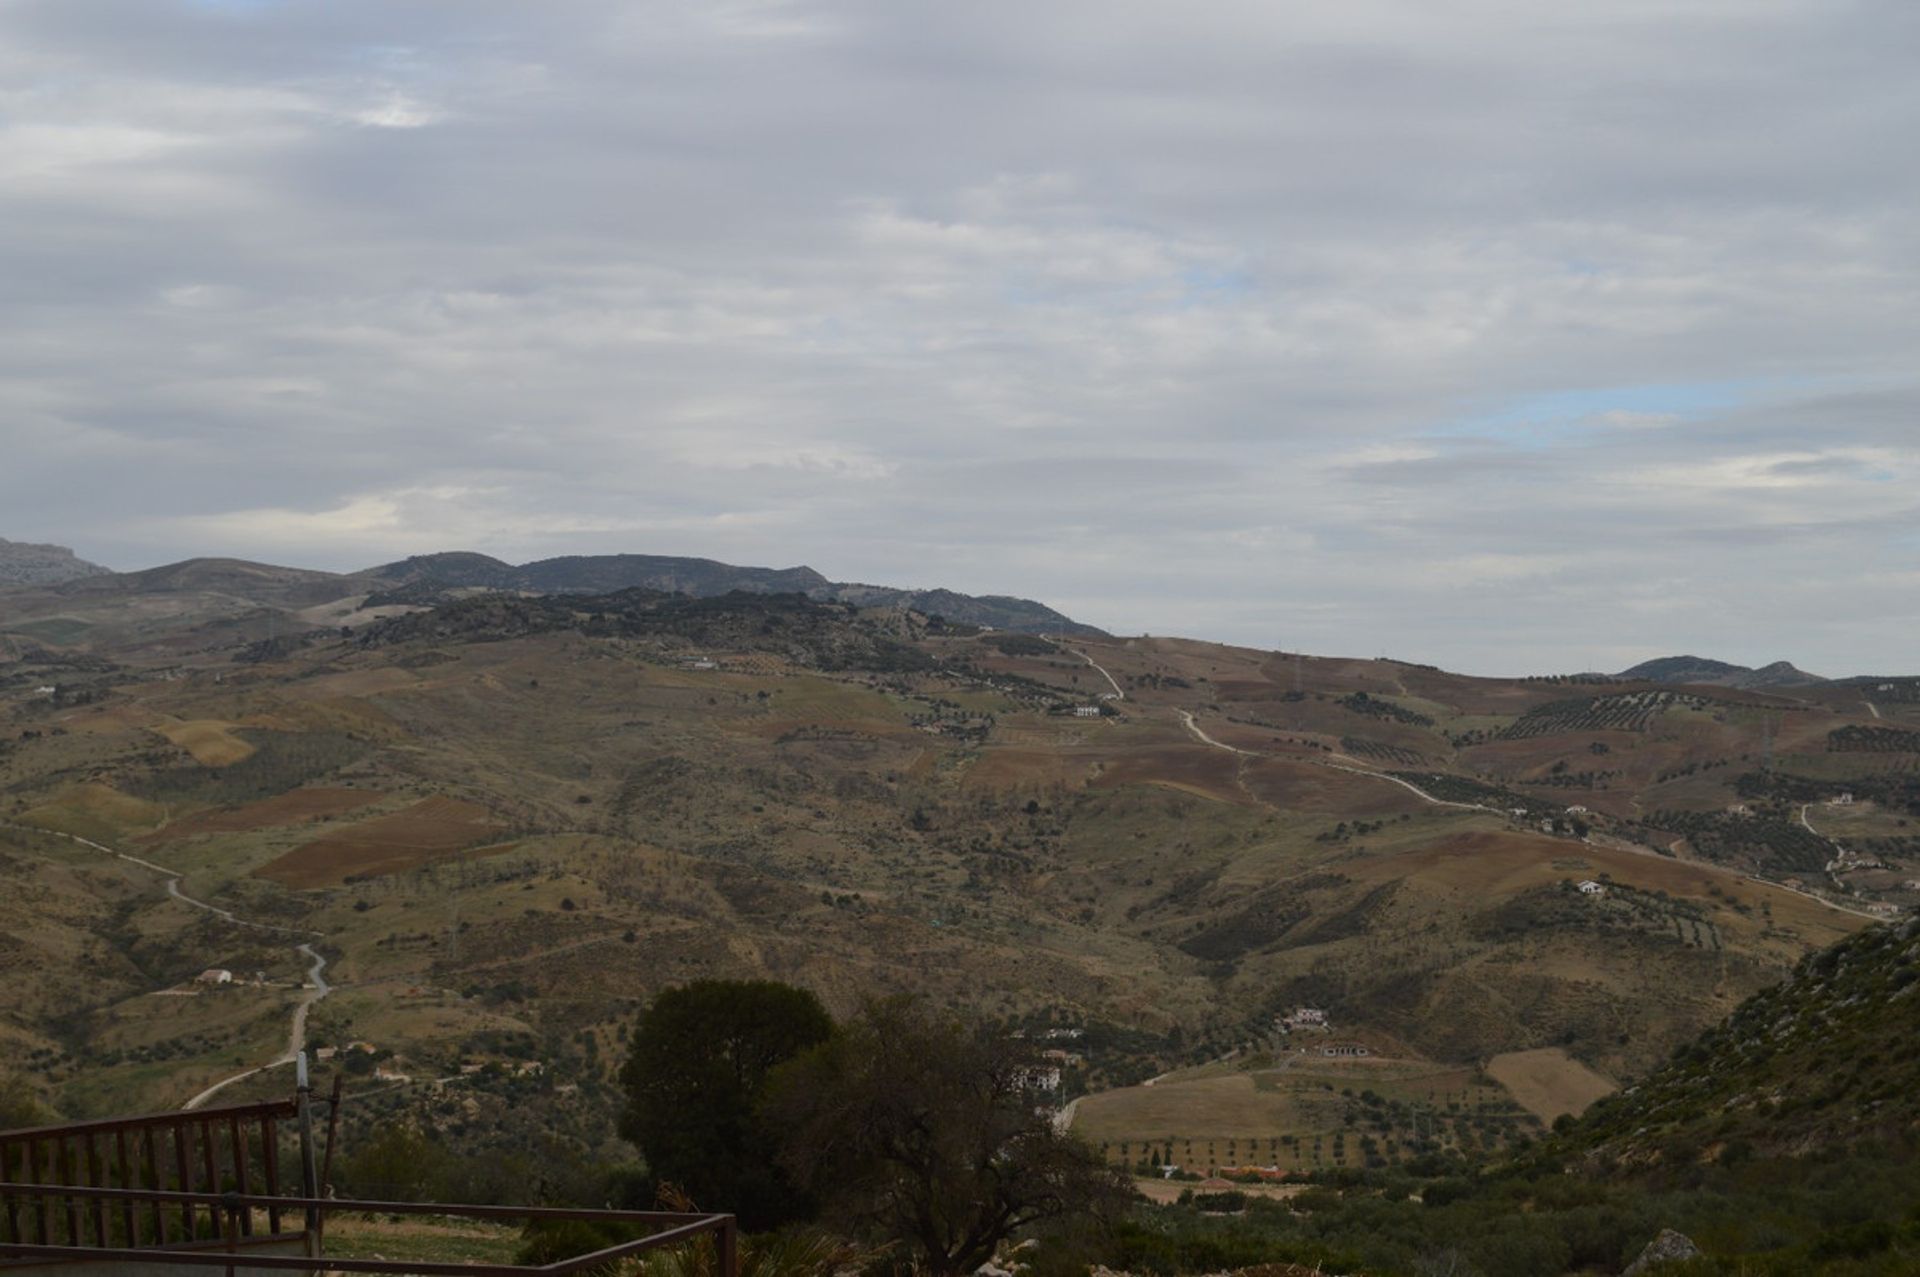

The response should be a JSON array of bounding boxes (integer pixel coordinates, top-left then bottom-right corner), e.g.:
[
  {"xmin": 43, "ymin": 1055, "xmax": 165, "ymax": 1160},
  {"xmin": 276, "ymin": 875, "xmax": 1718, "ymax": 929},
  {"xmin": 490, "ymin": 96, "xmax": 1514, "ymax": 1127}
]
[
  {"xmin": 114, "ymin": 1128, "xmax": 137, "ymax": 1245},
  {"xmin": 259, "ymin": 1114, "xmax": 282, "ymax": 1235},
  {"xmin": 316, "ymin": 1071, "xmax": 343, "ymax": 1251},
  {"xmin": 295, "ymin": 1053, "xmax": 320, "ymax": 1252}
]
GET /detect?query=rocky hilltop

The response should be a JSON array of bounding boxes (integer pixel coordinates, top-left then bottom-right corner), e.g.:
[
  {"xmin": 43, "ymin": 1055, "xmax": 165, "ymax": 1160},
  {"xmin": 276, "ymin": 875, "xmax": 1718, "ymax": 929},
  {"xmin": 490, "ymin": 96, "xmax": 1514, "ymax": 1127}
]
[{"xmin": 0, "ymin": 538, "xmax": 111, "ymax": 587}]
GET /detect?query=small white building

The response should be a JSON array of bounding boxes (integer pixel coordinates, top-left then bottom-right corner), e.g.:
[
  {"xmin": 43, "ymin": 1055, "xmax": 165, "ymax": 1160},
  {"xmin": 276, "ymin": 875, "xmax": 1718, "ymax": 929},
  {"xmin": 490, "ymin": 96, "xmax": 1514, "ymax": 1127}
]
[
  {"xmin": 195, "ymin": 968, "xmax": 233, "ymax": 986},
  {"xmin": 1566, "ymin": 805, "xmax": 1589, "ymax": 815},
  {"xmin": 1576, "ymin": 880, "xmax": 1605, "ymax": 895},
  {"xmin": 1829, "ymin": 792, "xmax": 1855, "ymax": 806},
  {"xmin": 1073, "ymin": 705, "xmax": 1101, "ymax": 718},
  {"xmin": 1019, "ymin": 1067, "xmax": 1062, "ymax": 1092}
]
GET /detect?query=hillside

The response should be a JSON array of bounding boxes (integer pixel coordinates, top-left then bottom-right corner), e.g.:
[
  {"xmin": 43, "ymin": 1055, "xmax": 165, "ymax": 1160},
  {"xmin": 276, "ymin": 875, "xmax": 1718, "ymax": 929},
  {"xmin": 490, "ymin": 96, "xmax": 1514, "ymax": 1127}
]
[
  {"xmin": 4, "ymin": 578, "xmax": 1914, "ymax": 1189},
  {"xmin": 0, "ymin": 538, "xmax": 111, "ymax": 587},
  {"xmin": 1567, "ymin": 914, "xmax": 1920, "ymax": 1166},
  {"xmin": 361, "ymin": 550, "xmax": 1101, "ymax": 635},
  {"xmin": 1064, "ymin": 919, "xmax": 1920, "ymax": 1277},
  {"xmin": 0, "ymin": 548, "xmax": 1103, "ymax": 649}
]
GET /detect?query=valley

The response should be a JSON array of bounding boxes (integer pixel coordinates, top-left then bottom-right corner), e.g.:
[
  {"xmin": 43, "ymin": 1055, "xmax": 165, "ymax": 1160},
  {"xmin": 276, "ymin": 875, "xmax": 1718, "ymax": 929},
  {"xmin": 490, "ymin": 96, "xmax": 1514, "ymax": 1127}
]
[{"xmin": 2, "ymin": 558, "xmax": 1915, "ymax": 1183}]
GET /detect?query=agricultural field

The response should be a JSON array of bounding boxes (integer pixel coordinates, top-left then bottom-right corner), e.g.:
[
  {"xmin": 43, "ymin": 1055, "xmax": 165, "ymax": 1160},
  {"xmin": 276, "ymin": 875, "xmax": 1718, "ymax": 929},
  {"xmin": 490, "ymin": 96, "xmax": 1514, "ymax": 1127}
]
[
  {"xmin": 1073, "ymin": 1055, "xmax": 1537, "ymax": 1174},
  {"xmin": 1484, "ymin": 1047, "xmax": 1618, "ymax": 1122}
]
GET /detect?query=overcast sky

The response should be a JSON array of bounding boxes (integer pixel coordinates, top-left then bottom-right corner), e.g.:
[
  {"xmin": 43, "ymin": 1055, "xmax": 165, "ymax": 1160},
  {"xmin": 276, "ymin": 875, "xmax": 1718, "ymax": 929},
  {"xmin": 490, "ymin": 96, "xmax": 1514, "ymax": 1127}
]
[{"xmin": 3, "ymin": 0, "xmax": 1916, "ymax": 675}]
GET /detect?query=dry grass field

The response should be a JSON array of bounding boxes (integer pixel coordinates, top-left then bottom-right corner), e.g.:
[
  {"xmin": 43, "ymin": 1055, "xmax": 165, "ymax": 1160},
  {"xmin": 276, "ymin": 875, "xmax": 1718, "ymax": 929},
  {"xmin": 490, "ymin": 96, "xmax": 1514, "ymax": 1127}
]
[
  {"xmin": 156, "ymin": 719, "xmax": 257, "ymax": 766},
  {"xmin": 1486, "ymin": 1047, "xmax": 1618, "ymax": 1121},
  {"xmin": 1073, "ymin": 1056, "xmax": 1528, "ymax": 1173}
]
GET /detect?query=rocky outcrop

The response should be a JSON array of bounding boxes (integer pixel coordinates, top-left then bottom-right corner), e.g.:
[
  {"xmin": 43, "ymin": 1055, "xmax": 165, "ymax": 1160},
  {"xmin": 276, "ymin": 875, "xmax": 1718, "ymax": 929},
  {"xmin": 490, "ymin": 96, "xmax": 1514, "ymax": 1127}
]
[{"xmin": 0, "ymin": 538, "xmax": 111, "ymax": 587}]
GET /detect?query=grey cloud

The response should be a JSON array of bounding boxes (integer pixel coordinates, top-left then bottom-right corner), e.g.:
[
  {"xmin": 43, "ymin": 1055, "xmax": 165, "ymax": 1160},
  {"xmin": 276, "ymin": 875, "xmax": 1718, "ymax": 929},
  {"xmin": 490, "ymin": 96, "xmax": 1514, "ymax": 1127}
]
[{"xmin": 1, "ymin": 0, "xmax": 1916, "ymax": 674}]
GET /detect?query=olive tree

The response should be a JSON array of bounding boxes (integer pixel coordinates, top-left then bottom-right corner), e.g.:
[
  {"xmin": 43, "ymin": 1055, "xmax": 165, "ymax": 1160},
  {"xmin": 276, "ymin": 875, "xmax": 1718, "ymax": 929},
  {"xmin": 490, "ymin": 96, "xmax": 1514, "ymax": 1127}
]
[{"xmin": 763, "ymin": 998, "xmax": 1130, "ymax": 1275}]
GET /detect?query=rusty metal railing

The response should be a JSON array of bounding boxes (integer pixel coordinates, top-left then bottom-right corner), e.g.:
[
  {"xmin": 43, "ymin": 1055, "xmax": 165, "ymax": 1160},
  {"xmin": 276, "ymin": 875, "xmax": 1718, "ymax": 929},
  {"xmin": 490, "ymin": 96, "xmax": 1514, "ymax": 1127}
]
[
  {"xmin": 0, "ymin": 1099, "xmax": 300, "ymax": 1251},
  {"xmin": 0, "ymin": 1182, "xmax": 738, "ymax": 1275}
]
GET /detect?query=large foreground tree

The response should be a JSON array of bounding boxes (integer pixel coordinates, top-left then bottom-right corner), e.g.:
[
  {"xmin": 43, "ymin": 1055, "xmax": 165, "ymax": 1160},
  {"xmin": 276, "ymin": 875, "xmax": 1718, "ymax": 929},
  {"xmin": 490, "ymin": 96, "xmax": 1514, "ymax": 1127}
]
[
  {"xmin": 618, "ymin": 979, "xmax": 834, "ymax": 1230},
  {"xmin": 763, "ymin": 998, "xmax": 1131, "ymax": 1275}
]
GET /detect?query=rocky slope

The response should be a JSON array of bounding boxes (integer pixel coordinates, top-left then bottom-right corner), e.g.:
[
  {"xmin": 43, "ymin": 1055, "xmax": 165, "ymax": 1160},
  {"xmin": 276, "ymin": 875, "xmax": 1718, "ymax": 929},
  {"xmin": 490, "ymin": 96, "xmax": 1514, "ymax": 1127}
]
[
  {"xmin": 0, "ymin": 538, "xmax": 111, "ymax": 587},
  {"xmin": 1567, "ymin": 914, "xmax": 1920, "ymax": 1166}
]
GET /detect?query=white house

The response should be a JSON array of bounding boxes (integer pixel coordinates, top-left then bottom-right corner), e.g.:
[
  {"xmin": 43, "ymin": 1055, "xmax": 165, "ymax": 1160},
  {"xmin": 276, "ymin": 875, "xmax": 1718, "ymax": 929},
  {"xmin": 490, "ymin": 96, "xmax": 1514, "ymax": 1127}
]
[
  {"xmin": 195, "ymin": 968, "xmax": 233, "ymax": 985},
  {"xmin": 1576, "ymin": 880, "xmax": 1605, "ymax": 895},
  {"xmin": 1073, "ymin": 706, "xmax": 1101, "ymax": 718},
  {"xmin": 1280, "ymin": 1007, "xmax": 1329, "ymax": 1032}
]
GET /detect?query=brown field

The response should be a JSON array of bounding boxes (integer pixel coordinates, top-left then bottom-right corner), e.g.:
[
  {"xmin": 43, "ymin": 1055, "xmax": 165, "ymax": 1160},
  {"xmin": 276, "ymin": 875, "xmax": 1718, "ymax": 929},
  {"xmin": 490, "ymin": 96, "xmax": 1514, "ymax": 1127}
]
[
  {"xmin": 1091, "ymin": 746, "xmax": 1250, "ymax": 805},
  {"xmin": 254, "ymin": 796, "xmax": 502, "ymax": 888},
  {"xmin": 962, "ymin": 748, "xmax": 1095, "ymax": 792},
  {"xmin": 157, "ymin": 720, "xmax": 255, "ymax": 766},
  {"xmin": 142, "ymin": 787, "xmax": 386, "ymax": 842},
  {"xmin": 1240, "ymin": 756, "xmax": 1429, "ymax": 815},
  {"xmin": 1485, "ymin": 1047, "xmax": 1617, "ymax": 1121}
]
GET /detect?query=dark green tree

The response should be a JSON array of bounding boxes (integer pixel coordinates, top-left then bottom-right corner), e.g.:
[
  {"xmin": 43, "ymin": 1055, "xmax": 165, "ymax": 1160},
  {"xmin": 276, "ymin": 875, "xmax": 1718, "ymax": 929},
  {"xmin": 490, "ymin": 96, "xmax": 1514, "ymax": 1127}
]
[
  {"xmin": 762, "ymin": 997, "xmax": 1130, "ymax": 1276},
  {"xmin": 617, "ymin": 979, "xmax": 833, "ymax": 1230}
]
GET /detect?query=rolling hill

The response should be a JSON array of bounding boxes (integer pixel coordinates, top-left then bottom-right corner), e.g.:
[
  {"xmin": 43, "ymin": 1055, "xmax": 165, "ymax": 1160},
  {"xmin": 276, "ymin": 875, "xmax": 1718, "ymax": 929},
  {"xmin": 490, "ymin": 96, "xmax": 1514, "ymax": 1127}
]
[
  {"xmin": 0, "ymin": 561, "xmax": 1915, "ymax": 1192},
  {"xmin": 1616, "ymin": 655, "xmax": 1827, "ymax": 689}
]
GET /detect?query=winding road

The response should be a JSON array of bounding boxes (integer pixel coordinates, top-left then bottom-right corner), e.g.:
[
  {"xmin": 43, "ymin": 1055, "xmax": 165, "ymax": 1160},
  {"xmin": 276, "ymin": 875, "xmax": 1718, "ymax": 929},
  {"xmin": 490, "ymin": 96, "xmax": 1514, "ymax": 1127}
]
[
  {"xmin": 1176, "ymin": 710, "xmax": 1501, "ymax": 814},
  {"xmin": 1065, "ymin": 646, "xmax": 1126, "ymax": 701},
  {"xmin": 0, "ymin": 821, "xmax": 332, "ymax": 1110},
  {"xmin": 1167, "ymin": 715, "xmax": 1885, "ymax": 922}
]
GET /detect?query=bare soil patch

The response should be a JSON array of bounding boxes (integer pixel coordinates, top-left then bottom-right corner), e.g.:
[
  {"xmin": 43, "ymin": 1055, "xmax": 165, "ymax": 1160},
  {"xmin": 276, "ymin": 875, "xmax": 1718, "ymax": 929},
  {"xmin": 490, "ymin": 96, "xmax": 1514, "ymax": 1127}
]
[
  {"xmin": 1091, "ymin": 746, "xmax": 1250, "ymax": 806},
  {"xmin": 254, "ymin": 797, "xmax": 502, "ymax": 888}
]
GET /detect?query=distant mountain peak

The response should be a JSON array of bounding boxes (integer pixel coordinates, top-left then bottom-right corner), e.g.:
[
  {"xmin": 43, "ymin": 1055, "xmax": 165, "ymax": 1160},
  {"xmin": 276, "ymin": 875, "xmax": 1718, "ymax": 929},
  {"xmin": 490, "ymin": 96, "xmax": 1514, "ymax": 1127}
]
[
  {"xmin": 1616, "ymin": 654, "xmax": 1825, "ymax": 689},
  {"xmin": 0, "ymin": 537, "xmax": 112, "ymax": 587}
]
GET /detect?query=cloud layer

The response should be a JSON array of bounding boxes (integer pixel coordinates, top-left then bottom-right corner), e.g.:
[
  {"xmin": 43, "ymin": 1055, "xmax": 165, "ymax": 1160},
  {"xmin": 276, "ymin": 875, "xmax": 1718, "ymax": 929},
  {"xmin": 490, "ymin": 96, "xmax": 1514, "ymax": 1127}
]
[{"xmin": 3, "ymin": 0, "xmax": 1916, "ymax": 674}]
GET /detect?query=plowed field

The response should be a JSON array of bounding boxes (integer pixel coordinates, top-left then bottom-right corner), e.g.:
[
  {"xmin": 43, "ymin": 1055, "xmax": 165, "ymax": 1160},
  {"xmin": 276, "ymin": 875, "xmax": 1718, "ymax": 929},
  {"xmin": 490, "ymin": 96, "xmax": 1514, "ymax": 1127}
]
[{"xmin": 254, "ymin": 797, "xmax": 501, "ymax": 887}]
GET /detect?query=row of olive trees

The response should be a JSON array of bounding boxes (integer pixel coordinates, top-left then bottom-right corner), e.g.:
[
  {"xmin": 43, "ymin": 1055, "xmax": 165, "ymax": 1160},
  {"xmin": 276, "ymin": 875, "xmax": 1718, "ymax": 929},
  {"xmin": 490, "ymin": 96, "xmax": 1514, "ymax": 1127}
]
[{"xmin": 616, "ymin": 980, "xmax": 1130, "ymax": 1276}]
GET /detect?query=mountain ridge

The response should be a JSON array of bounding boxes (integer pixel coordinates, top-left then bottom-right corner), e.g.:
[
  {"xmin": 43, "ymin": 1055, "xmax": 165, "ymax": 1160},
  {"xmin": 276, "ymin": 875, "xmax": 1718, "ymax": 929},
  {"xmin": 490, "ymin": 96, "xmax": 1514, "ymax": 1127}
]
[
  {"xmin": 1616, "ymin": 654, "xmax": 1828, "ymax": 689},
  {"xmin": 359, "ymin": 550, "xmax": 1103, "ymax": 635}
]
